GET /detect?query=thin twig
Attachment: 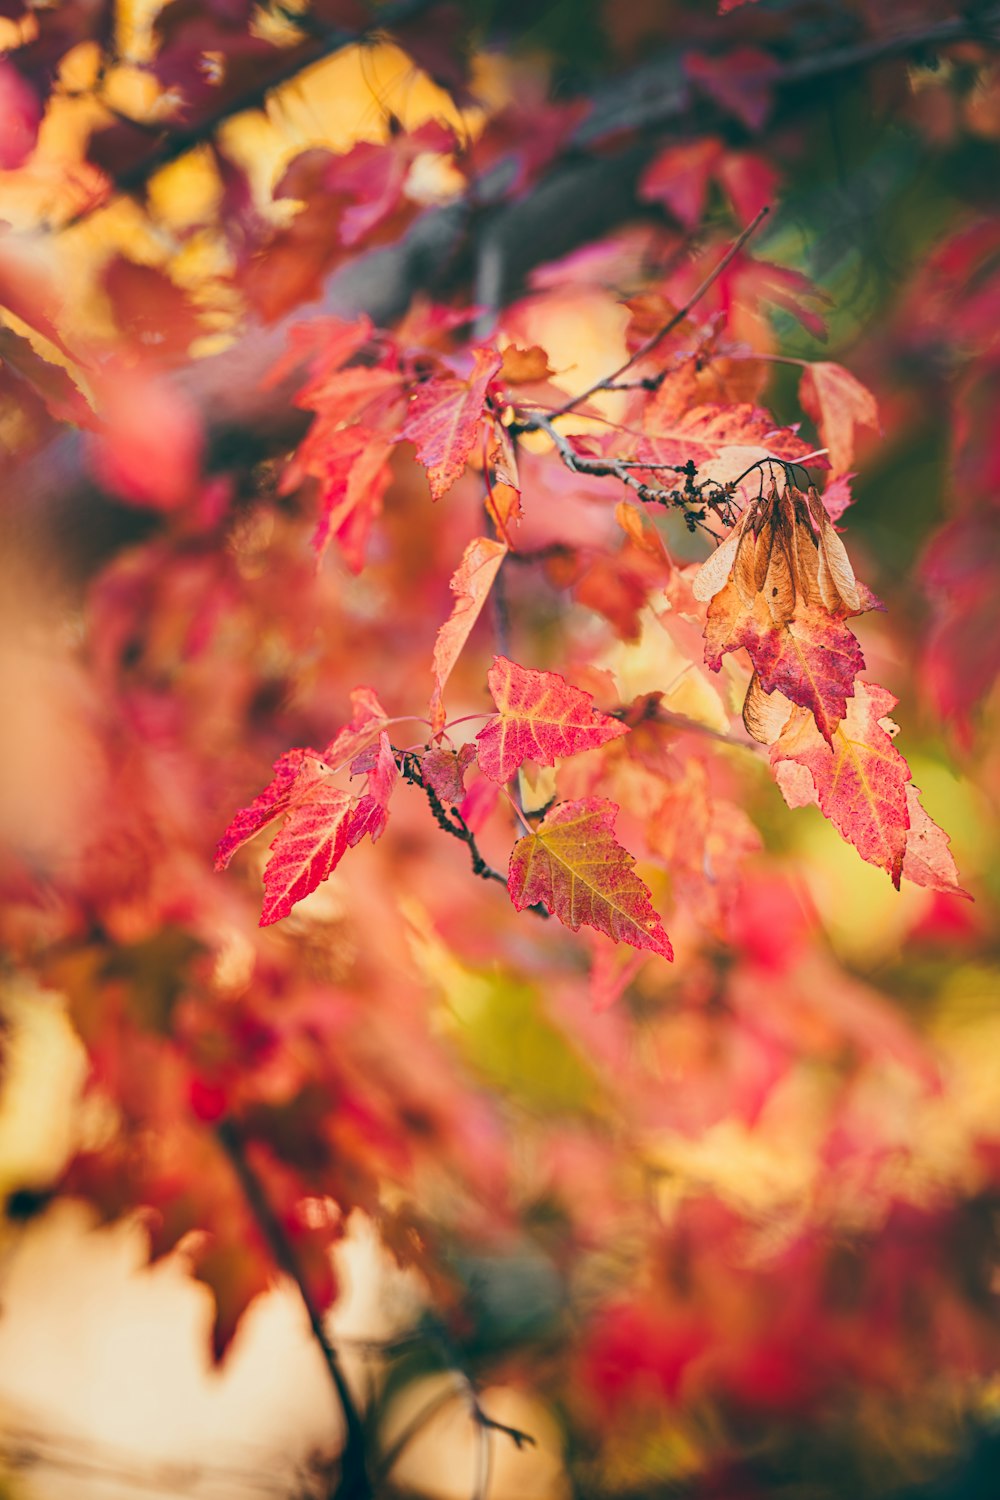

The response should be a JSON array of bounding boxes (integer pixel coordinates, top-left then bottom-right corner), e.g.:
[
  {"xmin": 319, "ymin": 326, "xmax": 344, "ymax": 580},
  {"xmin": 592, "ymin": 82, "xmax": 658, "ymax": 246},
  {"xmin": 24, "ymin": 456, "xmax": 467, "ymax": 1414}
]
[
  {"xmin": 521, "ymin": 412, "xmax": 731, "ymax": 531},
  {"xmin": 534, "ymin": 206, "xmax": 770, "ymax": 422},
  {"xmin": 215, "ymin": 1120, "xmax": 371, "ymax": 1500},
  {"xmin": 401, "ymin": 754, "xmax": 508, "ymax": 888},
  {"xmin": 374, "ymin": 1383, "xmax": 461, "ymax": 1483}
]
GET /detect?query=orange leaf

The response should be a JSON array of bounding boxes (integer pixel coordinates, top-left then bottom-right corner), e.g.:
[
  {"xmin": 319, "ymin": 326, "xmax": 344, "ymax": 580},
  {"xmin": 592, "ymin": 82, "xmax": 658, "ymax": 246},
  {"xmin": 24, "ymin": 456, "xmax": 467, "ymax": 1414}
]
[
  {"xmin": 402, "ymin": 344, "xmax": 502, "ymax": 500},
  {"xmin": 508, "ymin": 797, "xmax": 672, "ymax": 959},
  {"xmin": 430, "ymin": 537, "xmax": 508, "ymax": 733},
  {"xmin": 799, "ymin": 362, "xmax": 880, "ymax": 475},
  {"xmin": 499, "ymin": 343, "xmax": 555, "ymax": 383},
  {"xmin": 477, "ymin": 656, "xmax": 629, "ymax": 783}
]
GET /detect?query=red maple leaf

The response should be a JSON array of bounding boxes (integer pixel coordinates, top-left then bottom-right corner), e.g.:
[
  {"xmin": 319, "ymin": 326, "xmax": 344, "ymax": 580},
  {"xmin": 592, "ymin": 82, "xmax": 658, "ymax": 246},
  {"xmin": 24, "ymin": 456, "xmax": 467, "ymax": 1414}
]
[
  {"xmin": 346, "ymin": 732, "xmax": 399, "ymax": 847},
  {"xmin": 402, "ymin": 344, "xmax": 502, "ymax": 500},
  {"xmin": 259, "ymin": 772, "xmax": 354, "ymax": 925},
  {"xmin": 771, "ymin": 681, "xmax": 911, "ymax": 888},
  {"xmin": 476, "ymin": 656, "xmax": 629, "ymax": 784}
]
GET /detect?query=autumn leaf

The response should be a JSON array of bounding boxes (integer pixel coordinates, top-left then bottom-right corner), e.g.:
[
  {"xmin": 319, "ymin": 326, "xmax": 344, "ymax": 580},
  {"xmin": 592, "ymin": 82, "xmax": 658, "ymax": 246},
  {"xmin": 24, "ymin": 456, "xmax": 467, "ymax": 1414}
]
[
  {"xmin": 639, "ymin": 138, "xmax": 723, "ymax": 229},
  {"xmin": 508, "ymin": 797, "xmax": 673, "ymax": 959},
  {"xmin": 402, "ymin": 345, "xmax": 502, "ymax": 500},
  {"xmin": 215, "ymin": 747, "xmax": 317, "ymax": 871},
  {"xmin": 770, "ymin": 681, "xmax": 911, "ymax": 888},
  {"xmin": 901, "ymin": 784, "xmax": 971, "ymax": 899},
  {"xmin": 430, "ymin": 536, "xmax": 508, "ymax": 733},
  {"xmin": 799, "ymin": 362, "xmax": 880, "ymax": 475},
  {"xmin": 345, "ymin": 732, "xmax": 398, "ymax": 848},
  {"xmin": 634, "ymin": 380, "xmax": 820, "ymax": 491},
  {"xmin": 707, "ymin": 591, "xmax": 866, "ymax": 744},
  {"xmin": 260, "ymin": 772, "xmax": 354, "ymax": 925},
  {"xmin": 216, "ymin": 749, "xmax": 357, "ymax": 924},
  {"xmin": 422, "ymin": 743, "xmax": 478, "ymax": 804},
  {"xmin": 324, "ymin": 687, "xmax": 390, "ymax": 767},
  {"xmin": 305, "ymin": 426, "xmax": 396, "ymax": 573},
  {"xmin": 476, "ymin": 656, "xmax": 629, "ymax": 784},
  {"xmin": 499, "ymin": 343, "xmax": 555, "ymax": 383}
]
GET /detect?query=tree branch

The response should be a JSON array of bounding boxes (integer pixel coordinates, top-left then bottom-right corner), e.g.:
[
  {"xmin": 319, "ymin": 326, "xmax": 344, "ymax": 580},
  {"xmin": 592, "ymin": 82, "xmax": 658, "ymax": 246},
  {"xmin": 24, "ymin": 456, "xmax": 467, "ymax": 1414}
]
[
  {"xmin": 215, "ymin": 1119, "xmax": 371, "ymax": 1500},
  {"xmin": 63, "ymin": 0, "xmax": 441, "ymax": 228}
]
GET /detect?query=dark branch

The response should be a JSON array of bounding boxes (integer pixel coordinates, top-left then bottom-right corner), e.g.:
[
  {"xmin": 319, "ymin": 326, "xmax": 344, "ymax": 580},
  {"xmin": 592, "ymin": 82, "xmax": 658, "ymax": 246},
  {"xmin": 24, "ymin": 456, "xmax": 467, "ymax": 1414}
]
[{"xmin": 215, "ymin": 1119, "xmax": 371, "ymax": 1500}]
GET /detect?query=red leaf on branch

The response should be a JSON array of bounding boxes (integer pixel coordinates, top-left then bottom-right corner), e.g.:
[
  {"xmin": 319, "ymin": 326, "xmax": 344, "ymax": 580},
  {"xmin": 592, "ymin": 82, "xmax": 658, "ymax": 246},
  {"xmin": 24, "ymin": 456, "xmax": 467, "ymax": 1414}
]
[
  {"xmin": 422, "ymin": 743, "xmax": 478, "ymax": 804},
  {"xmin": 799, "ymin": 362, "xmax": 880, "ymax": 475},
  {"xmin": 771, "ymin": 682, "xmax": 911, "ymax": 888},
  {"xmin": 215, "ymin": 747, "xmax": 317, "ymax": 871},
  {"xmin": 636, "ymin": 379, "xmax": 820, "ymax": 490},
  {"xmin": 307, "ymin": 425, "xmax": 396, "ymax": 573},
  {"xmin": 476, "ymin": 656, "xmax": 629, "ymax": 784},
  {"xmin": 323, "ymin": 687, "xmax": 390, "ymax": 767},
  {"xmin": 346, "ymin": 732, "xmax": 398, "ymax": 847},
  {"xmin": 430, "ymin": 536, "xmax": 508, "ymax": 733},
  {"xmin": 402, "ymin": 344, "xmax": 502, "ymax": 500},
  {"xmin": 260, "ymin": 771, "xmax": 354, "ymax": 925},
  {"xmin": 508, "ymin": 797, "xmax": 673, "ymax": 960}
]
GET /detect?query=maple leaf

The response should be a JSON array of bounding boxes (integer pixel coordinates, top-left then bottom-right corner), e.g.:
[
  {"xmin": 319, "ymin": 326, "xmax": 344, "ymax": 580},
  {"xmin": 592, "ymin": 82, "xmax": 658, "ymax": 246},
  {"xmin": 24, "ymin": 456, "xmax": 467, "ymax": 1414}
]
[
  {"xmin": 476, "ymin": 656, "xmax": 629, "ymax": 784},
  {"xmin": 307, "ymin": 426, "xmax": 395, "ymax": 574},
  {"xmin": 422, "ymin": 743, "xmax": 478, "ymax": 804},
  {"xmin": 402, "ymin": 344, "xmax": 502, "ymax": 500},
  {"xmin": 430, "ymin": 536, "xmax": 508, "ymax": 733},
  {"xmin": 329, "ymin": 120, "xmax": 456, "ymax": 248},
  {"xmin": 901, "ymin": 785, "xmax": 971, "ymax": 899},
  {"xmin": 771, "ymin": 682, "xmax": 911, "ymax": 888},
  {"xmin": 639, "ymin": 138, "xmax": 723, "ymax": 230},
  {"xmin": 215, "ymin": 747, "xmax": 317, "ymax": 871},
  {"xmin": 634, "ymin": 378, "xmax": 820, "ymax": 491},
  {"xmin": 760, "ymin": 684, "xmax": 968, "ymax": 896},
  {"xmin": 346, "ymin": 732, "xmax": 398, "ymax": 847},
  {"xmin": 260, "ymin": 772, "xmax": 354, "ymax": 925},
  {"xmin": 508, "ymin": 798, "xmax": 673, "ymax": 960},
  {"xmin": 324, "ymin": 687, "xmax": 390, "ymax": 766},
  {"xmin": 799, "ymin": 362, "xmax": 880, "ymax": 475},
  {"xmin": 708, "ymin": 592, "xmax": 865, "ymax": 744},
  {"xmin": 215, "ymin": 749, "xmax": 356, "ymax": 924}
]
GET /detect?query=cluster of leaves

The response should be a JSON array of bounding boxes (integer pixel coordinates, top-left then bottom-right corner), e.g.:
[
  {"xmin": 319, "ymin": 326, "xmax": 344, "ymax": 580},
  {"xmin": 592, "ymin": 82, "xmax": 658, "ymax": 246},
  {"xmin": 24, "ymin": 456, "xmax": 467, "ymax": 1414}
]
[{"xmin": 1, "ymin": 1, "xmax": 999, "ymax": 1497}]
